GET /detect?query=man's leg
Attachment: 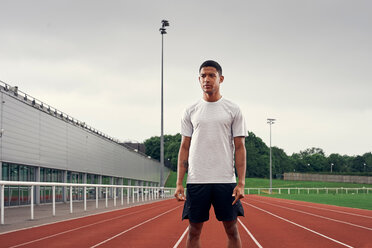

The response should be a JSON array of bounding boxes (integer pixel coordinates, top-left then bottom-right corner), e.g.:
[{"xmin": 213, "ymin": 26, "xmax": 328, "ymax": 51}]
[
  {"xmin": 186, "ymin": 221, "xmax": 204, "ymax": 248},
  {"xmin": 223, "ymin": 220, "xmax": 242, "ymax": 248}
]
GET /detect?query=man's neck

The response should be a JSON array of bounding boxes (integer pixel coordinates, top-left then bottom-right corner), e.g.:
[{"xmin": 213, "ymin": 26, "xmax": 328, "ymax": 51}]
[{"xmin": 203, "ymin": 93, "xmax": 222, "ymax": 102}]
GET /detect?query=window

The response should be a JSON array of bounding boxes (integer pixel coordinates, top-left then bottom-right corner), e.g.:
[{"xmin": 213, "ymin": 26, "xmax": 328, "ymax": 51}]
[
  {"xmin": 2, "ymin": 163, "xmax": 35, "ymax": 206},
  {"xmin": 2, "ymin": 163, "xmax": 9, "ymax": 180},
  {"xmin": 10, "ymin": 164, "xmax": 18, "ymax": 181}
]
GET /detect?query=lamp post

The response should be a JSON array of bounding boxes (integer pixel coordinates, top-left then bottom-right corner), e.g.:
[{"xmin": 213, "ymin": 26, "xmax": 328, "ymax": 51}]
[
  {"xmin": 159, "ymin": 20, "xmax": 169, "ymax": 186},
  {"xmin": 363, "ymin": 163, "xmax": 366, "ymax": 172},
  {"xmin": 267, "ymin": 118, "xmax": 276, "ymax": 194},
  {"xmin": 331, "ymin": 163, "xmax": 334, "ymax": 173}
]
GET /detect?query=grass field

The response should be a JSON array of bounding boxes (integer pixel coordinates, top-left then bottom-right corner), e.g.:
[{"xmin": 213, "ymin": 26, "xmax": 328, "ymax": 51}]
[
  {"xmin": 244, "ymin": 177, "xmax": 372, "ymax": 188},
  {"xmin": 164, "ymin": 171, "xmax": 372, "ymax": 210},
  {"xmin": 164, "ymin": 171, "xmax": 187, "ymax": 187},
  {"xmin": 263, "ymin": 193, "xmax": 372, "ymax": 210}
]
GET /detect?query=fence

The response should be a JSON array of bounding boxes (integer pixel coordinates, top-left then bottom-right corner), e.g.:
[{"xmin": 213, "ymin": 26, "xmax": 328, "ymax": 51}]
[
  {"xmin": 0, "ymin": 180, "xmax": 176, "ymax": 225},
  {"xmin": 245, "ymin": 187, "xmax": 372, "ymax": 195},
  {"xmin": 284, "ymin": 172, "xmax": 372, "ymax": 184}
]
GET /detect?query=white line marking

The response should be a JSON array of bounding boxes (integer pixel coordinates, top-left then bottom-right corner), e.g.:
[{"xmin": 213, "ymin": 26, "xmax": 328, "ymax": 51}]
[
  {"xmin": 250, "ymin": 198, "xmax": 372, "ymax": 231},
  {"xmin": 238, "ymin": 219, "xmax": 263, "ymax": 248},
  {"xmin": 8, "ymin": 204, "xmax": 166, "ymax": 248},
  {"xmin": 256, "ymin": 196, "xmax": 372, "ymax": 219},
  {"xmin": 91, "ymin": 205, "xmax": 181, "ymax": 248},
  {"xmin": 242, "ymin": 201, "xmax": 354, "ymax": 248},
  {"xmin": 0, "ymin": 199, "xmax": 171, "ymax": 235},
  {"xmin": 173, "ymin": 226, "xmax": 189, "ymax": 248}
]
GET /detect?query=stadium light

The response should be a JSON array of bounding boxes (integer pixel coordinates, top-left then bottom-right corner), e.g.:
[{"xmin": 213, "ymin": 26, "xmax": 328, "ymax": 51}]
[
  {"xmin": 159, "ymin": 20, "xmax": 169, "ymax": 186},
  {"xmin": 267, "ymin": 118, "xmax": 276, "ymax": 194}
]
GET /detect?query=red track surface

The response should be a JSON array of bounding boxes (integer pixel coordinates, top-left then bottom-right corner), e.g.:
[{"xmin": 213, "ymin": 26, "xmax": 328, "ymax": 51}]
[{"xmin": 0, "ymin": 195, "xmax": 371, "ymax": 247}]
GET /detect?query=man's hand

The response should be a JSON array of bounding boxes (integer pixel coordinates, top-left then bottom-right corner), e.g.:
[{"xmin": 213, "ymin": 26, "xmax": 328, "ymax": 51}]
[
  {"xmin": 174, "ymin": 184, "xmax": 186, "ymax": 201},
  {"xmin": 232, "ymin": 183, "xmax": 245, "ymax": 205}
]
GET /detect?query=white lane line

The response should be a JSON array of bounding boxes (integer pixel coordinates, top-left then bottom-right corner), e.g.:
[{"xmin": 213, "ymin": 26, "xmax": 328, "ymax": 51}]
[
  {"xmin": 0, "ymin": 199, "xmax": 172, "ymax": 235},
  {"xmin": 173, "ymin": 226, "xmax": 189, "ymax": 248},
  {"xmin": 9, "ymin": 204, "xmax": 165, "ymax": 248},
  {"xmin": 250, "ymin": 198, "xmax": 372, "ymax": 231},
  {"xmin": 238, "ymin": 219, "xmax": 263, "ymax": 248},
  {"xmin": 91, "ymin": 205, "xmax": 181, "ymax": 248},
  {"xmin": 242, "ymin": 201, "xmax": 354, "ymax": 248},
  {"xmin": 256, "ymin": 197, "xmax": 372, "ymax": 219}
]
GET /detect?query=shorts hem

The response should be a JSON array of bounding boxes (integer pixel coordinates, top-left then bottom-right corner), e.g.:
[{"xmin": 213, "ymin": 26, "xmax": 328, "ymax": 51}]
[{"xmin": 182, "ymin": 216, "xmax": 209, "ymax": 223}]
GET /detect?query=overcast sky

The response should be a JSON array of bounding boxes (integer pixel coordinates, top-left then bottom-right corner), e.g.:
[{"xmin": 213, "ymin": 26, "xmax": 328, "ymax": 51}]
[{"xmin": 1, "ymin": 0, "xmax": 371, "ymax": 156}]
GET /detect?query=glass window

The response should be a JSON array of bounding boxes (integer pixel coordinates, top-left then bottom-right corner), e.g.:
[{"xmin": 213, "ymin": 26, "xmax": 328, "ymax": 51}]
[
  {"xmin": 57, "ymin": 170, "xmax": 63, "ymax": 182},
  {"xmin": 72, "ymin": 172, "xmax": 78, "ymax": 183},
  {"xmin": 30, "ymin": 166, "xmax": 35, "ymax": 181},
  {"xmin": 2, "ymin": 163, "xmax": 35, "ymax": 206},
  {"xmin": 52, "ymin": 169, "xmax": 57, "ymax": 182},
  {"xmin": 87, "ymin": 174, "xmax": 98, "ymax": 184},
  {"xmin": 40, "ymin": 168, "xmax": 45, "ymax": 181},
  {"xmin": 67, "ymin": 171, "xmax": 71, "ymax": 183},
  {"xmin": 89, "ymin": 174, "xmax": 94, "ymax": 184},
  {"xmin": 40, "ymin": 167, "xmax": 64, "ymax": 203},
  {"xmin": 10, "ymin": 164, "xmax": 19, "ymax": 181},
  {"xmin": 2, "ymin": 163, "xmax": 9, "ymax": 180},
  {"xmin": 123, "ymin": 178, "xmax": 128, "ymax": 185},
  {"xmin": 19, "ymin": 165, "xmax": 28, "ymax": 181},
  {"xmin": 102, "ymin": 176, "xmax": 110, "ymax": 184},
  {"xmin": 46, "ymin": 168, "xmax": 52, "ymax": 182}
]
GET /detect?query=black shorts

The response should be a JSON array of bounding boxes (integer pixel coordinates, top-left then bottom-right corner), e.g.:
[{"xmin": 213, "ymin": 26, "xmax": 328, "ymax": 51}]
[{"xmin": 182, "ymin": 183, "xmax": 244, "ymax": 223}]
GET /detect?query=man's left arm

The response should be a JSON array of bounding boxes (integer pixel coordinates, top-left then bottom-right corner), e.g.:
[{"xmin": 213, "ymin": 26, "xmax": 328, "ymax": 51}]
[{"xmin": 232, "ymin": 136, "xmax": 246, "ymax": 205}]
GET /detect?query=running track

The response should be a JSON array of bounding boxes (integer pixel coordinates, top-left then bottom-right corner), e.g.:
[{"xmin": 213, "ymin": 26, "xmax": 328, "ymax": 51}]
[{"xmin": 0, "ymin": 195, "xmax": 371, "ymax": 248}]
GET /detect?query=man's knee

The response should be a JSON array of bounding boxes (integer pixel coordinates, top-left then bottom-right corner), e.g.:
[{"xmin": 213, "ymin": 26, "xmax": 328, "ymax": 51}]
[
  {"xmin": 188, "ymin": 222, "xmax": 204, "ymax": 239},
  {"xmin": 223, "ymin": 220, "xmax": 239, "ymax": 239}
]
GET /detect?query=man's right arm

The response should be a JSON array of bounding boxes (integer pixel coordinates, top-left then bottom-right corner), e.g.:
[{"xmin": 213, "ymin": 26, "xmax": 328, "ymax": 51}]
[{"xmin": 174, "ymin": 135, "xmax": 191, "ymax": 201}]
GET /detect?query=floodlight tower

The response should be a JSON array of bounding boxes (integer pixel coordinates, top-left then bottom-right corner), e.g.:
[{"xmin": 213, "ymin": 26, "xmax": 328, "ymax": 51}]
[
  {"xmin": 159, "ymin": 20, "xmax": 169, "ymax": 186},
  {"xmin": 267, "ymin": 118, "xmax": 276, "ymax": 194}
]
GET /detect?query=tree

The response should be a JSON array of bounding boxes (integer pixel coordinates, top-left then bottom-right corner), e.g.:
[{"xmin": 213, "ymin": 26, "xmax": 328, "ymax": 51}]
[
  {"xmin": 143, "ymin": 136, "xmax": 160, "ymax": 160},
  {"xmin": 299, "ymin": 147, "xmax": 325, "ymax": 158},
  {"xmin": 143, "ymin": 133, "xmax": 370, "ymax": 176},
  {"xmin": 272, "ymin": 147, "xmax": 293, "ymax": 175},
  {"xmin": 327, "ymin": 153, "xmax": 348, "ymax": 173},
  {"xmin": 291, "ymin": 147, "xmax": 327, "ymax": 172},
  {"xmin": 245, "ymin": 132, "xmax": 270, "ymax": 178},
  {"xmin": 362, "ymin": 152, "xmax": 372, "ymax": 172},
  {"xmin": 351, "ymin": 155, "xmax": 365, "ymax": 172},
  {"xmin": 143, "ymin": 133, "xmax": 181, "ymax": 171},
  {"xmin": 290, "ymin": 153, "xmax": 307, "ymax": 172}
]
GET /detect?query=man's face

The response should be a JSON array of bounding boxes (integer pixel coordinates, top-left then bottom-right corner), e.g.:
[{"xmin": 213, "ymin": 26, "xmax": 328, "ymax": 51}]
[{"xmin": 198, "ymin": 67, "xmax": 224, "ymax": 95}]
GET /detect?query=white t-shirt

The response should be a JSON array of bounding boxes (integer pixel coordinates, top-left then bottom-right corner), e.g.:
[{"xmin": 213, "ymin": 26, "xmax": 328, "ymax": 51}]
[{"xmin": 181, "ymin": 97, "xmax": 247, "ymax": 184}]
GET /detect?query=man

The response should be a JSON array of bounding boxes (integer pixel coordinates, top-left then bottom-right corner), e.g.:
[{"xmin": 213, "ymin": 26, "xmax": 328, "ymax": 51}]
[{"xmin": 174, "ymin": 60, "xmax": 247, "ymax": 248}]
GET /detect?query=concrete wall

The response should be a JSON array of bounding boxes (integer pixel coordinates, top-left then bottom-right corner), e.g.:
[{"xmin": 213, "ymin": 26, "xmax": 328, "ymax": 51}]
[
  {"xmin": 284, "ymin": 172, "xmax": 372, "ymax": 184},
  {"xmin": 0, "ymin": 88, "xmax": 170, "ymax": 184}
]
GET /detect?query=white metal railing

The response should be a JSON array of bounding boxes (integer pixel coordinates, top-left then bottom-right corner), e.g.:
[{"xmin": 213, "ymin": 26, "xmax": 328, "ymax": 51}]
[
  {"xmin": 0, "ymin": 180, "xmax": 176, "ymax": 225},
  {"xmin": 245, "ymin": 187, "xmax": 372, "ymax": 195}
]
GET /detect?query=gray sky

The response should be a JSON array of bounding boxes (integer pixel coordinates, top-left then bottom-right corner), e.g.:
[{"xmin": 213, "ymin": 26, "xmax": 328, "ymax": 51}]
[{"xmin": 1, "ymin": 0, "xmax": 371, "ymax": 156}]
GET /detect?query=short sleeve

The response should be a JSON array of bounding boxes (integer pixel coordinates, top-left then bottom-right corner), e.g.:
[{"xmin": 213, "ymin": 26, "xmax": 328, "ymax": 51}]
[
  {"xmin": 181, "ymin": 109, "xmax": 193, "ymax": 137},
  {"xmin": 232, "ymin": 107, "xmax": 247, "ymax": 137}
]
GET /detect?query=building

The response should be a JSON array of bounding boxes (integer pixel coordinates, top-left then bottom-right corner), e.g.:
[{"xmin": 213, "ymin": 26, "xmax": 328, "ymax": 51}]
[{"xmin": 0, "ymin": 81, "xmax": 170, "ymax": 206}]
